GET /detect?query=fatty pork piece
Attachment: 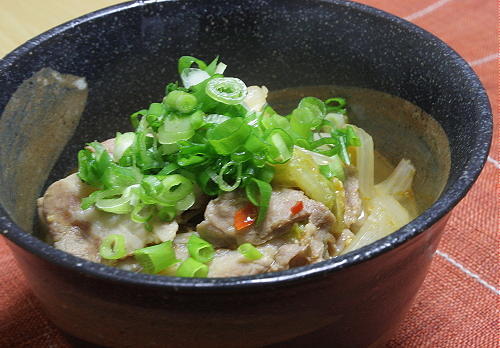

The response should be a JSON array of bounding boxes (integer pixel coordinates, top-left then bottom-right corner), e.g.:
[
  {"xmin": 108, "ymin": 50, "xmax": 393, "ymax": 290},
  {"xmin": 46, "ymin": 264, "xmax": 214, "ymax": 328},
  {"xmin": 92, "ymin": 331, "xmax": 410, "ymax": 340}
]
[
  {"xmin": 162, "ymin": 229, "xmax": 333, "ymax": 278},
  {"xmin": 37, "ymin": 173, "xmax": 179, "ymax": 262},
  {"xmin": 197, "ymin": 188, "xmax": 336, "ymax": 254}
]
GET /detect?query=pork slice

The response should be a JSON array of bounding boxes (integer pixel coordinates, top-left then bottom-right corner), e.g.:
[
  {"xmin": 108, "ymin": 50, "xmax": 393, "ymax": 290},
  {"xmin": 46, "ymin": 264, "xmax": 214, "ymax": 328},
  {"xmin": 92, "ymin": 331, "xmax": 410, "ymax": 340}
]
[
  {"xmin": 38, "ymin": 173, "xmax": 179, "ymax": 262},
  {"xmin": 159, "ymin": 232, "xmax": 312, "ymax": 277},
  {"xmin": 38, "ymin": 173, "xmax": 100, "ymax": 261},
  {"xmin": 197, "ymin": 188, "xmax": 335, "ymax": 249}
]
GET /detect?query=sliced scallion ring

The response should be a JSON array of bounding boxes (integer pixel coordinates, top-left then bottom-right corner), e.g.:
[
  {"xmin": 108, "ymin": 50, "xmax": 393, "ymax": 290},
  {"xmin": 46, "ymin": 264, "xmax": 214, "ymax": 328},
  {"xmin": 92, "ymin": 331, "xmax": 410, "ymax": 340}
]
[
  {"xmin": 238, "ymin": 243, "xmax": 263, "ymax": 260},
  {"xmin": 99, "ymin": 234, "xmax": 127, "ymax": 260},
  {"xmin": 133, "ymin": 241, "xmax": 179, "ymax": 274},
  {"xmin": 175, "ymin": 257, "xmax": 209, "ymax": 278},
  {"xmin": 244, "ymin": 178, "xmax": 272, "ymax": 224},
  {"xmin": 206, "ymin": 77, "xmax": 247, "ymax": 105},
  {"xmin": 187, "ymin": 235, "xmax": 215, "ymax": 263},
  {"xmin": 216, "ymin": 161, "xmax": 242, "ymax": 192},
  {"xmin": 265, "ymin": 129, "xmax": 294, "ymax": 164}
]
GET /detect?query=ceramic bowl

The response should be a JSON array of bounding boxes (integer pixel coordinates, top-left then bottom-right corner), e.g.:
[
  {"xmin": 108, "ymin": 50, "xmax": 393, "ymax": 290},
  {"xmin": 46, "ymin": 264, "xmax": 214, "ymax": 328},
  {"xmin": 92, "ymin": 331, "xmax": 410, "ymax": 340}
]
[{"xmin": 0, "ymin": 0, "xmax": 491, "ymax": 347}]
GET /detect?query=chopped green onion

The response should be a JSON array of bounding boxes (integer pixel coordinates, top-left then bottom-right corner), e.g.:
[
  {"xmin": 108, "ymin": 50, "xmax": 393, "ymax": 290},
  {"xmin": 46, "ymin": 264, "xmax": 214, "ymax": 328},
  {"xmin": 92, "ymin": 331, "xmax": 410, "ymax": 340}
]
[
  {"xmin": 206, "ymin": 77, "xmax": 247, "ymax": 105},
  {"xmin": 99, "ymin": 234, "xmax": 127, "ymax": 260},
  {"xmin": 198, "ymin": 169, "xmax": 221, "ymax": 196},
  {"xmin": 158, "ymin": 115, "xmax": 195, "ymax": 144},
  {"xmin": 298, "ymin": 97, "xmax": 326, "ymax": 122},
  {"xmin": 113, "ymin": 132, "xmax": 136, "ymax": 162},
  {"xmin": 164, "ymin": 90, "xmax": 198, "ymax": 114},
  {"xmin": 310, "ymin": 137, "xmax": 340, "ymax": 156},
  {"xmin": 187, "ymin": 235, "xmax": 215, "ymax": 263},
  {"xmin": 130, "ymin": 109, "xmax": 147, "ymax": 130},
  {"xmin": 214, "ymin": 62, "xmax": 227, "ymax": 74},
  {"xmin": 338, "ymin": 135, "xmax": 351, "ymax": 166},
  {"xmin": 157, "ymin": 174, "xmax": 193, "ymax": 204},
  {"xmin": 95, "ymin": 185, "xmax": 138, "ymax": 214},
  {"xmin": 181, "ymin": 68, "xmax": 210, "ymax": 89},
  {"xmin": 204, "ymin": 56, "xmax": 219, "ymax": 75},
  {"xmin": 157, "ymin": 206, "xmax": 177, "ymax": 222},
  {"xmin": 255, "ymin": 165, "xmax": 275, "ymax": 183},
  {"xmin": 237, "ymin": 243, "xmax": 263, "ymax": 260},
  {"xmin": 265, "ymin": 129, "xmax": 293, "ymax": 164},
  {"xmin": 146, "ymin": 102, "xmax": 166, "ymax": 129},
  {"xmin": 325, "ymin": 112, "xmax": 347, "ymax": 129},
  {"xmin": 176, "ymin": 192, "xmax": 195, "ymax": 211},
  {"xmin": 130, "ymin": 203, "xmax": 154, "ymax": 223},
  {"xmin": 175, "ymin": 257, "xmax": 209, "ymax": 277},
  {"xmin": 77, "ymin": 56, "xmax": 356, "ymax": 228},
  {"xmin": 245, "ymin": 178, "xmax": 272, "ymax": 224},
  {"xmin": 327, "ymin": 155, "xmax": 345, "ymax": 181},
  {"xmin": 157, "ymin": 162, "xmax": 180, "ymax": 175},
  {"xmin": 178, "ymin": 56, "xmax": 207, "ymax": 74},
  {"xmin": 325, "ymin": 97, "xmax": 347, "ymax": 113},
  {"xmin": 133, "ymin": 241, "xmax": 179, "ymax": 274},
  {"xmin": 207, "ymin": 118, "xmax": 251, "ymax": 155},
  {"xmin": 216, "ymin": 161, "xmax": 242, "ymax": 191},
  {"xmin": 290, "ymin": 107, "xmax": 316, "ymax": 138},
  {"xmin": 346, "ymin": 125, "xmax": 361, "ymax": 147},
  {"xmin": 101, "ymin": 164, "xmax": 142, "ymax": 189},
  {"xmin": 204, "ymin": 113, "xmax": 231, "ymax": 125}
]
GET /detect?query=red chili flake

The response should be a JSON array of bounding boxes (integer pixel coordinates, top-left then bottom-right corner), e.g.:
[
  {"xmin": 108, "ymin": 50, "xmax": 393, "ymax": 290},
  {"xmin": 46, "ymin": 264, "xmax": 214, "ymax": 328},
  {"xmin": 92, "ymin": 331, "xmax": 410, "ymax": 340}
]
[
  {"xmin": 234, "ymin": 204, "xmax": 258, "ymax": 230},
  {"xmin": 290, "ymin": 201, "xmax": 304, "ymax": 215}
]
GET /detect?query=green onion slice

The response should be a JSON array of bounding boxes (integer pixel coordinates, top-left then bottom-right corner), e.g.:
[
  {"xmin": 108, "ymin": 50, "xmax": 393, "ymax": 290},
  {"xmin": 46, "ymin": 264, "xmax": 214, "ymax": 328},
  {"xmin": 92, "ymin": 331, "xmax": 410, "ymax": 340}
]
[
  {"xmin": 164, "ymin": 90, "xmax": 198, "ymax": 113},
  {"xmin": 338, "ymin": 135, "xmax": 351, "ymax": 166},
  {"xmin": 95, "ymin": 185, "xmax": 139, "ymax": 214},
  {"xmin": 158, "ymin": 115, "xmax": 195, "ymax": 144},
  {"xmin": 204, "ymin": 113, "xmax": 231, "ymax": 125},
  {"xmin": 187, "ymin": 235, "xmax": 215, "ymax": 263},
  {"xmin": 181, "ymin": 68, "xmax": 210, "ymax": 89},
  {"xmin": 238, "ymin": 243, "xmax": 263, "ymax": 260},
  {"xmin": 206, "ymin": 77, "xmax": 247, "ymax": 105},
  {"xmin": 175, "ymin": 257, "xmax": 209, "ymax": 278},
  {"xmin": 130, "ymin": 203, "xmax": 154, "ymax": 223},
  {"xmin": 207, "ymin": 118, "xmax": 251, "ymax": 155},
  {"xmin": 245, "ymin": 178, "xmax": 272, "ymax": 224},
  {"xmin": 156, "ymin": 174, "xmax": 193, "ymax": 205},
  {"xmin": 113, "ymin": 132, "xmax": 136, "ymax": 162},
  {"xmin": 133, "ymin": 241, "xmax": 179, "ymax": 274},
  {"xmin": 178, "ymin": 56, "xmax": 207, "ymax": 74},
  {"xmin": 99, "ymin": 234, "xmax": 127, "ymax": 260},
  {"xmin": 130, "ymin": 109, "xmax": 147, "ymax": 130},
  {"xmin": 216, "ymin": 161, "xmax": 242, "ymax": 191},
  {"xmin": 325, "ymin": 97, "xmax": 346, "ymax": 113},
  {"xmin": 298, "ymin": 97, "xmax": 326, "ymax": 121},
  {"xmin": 310, "ymin": 137, "xmax": 340, "ymax": 156},
  {"xmin": 265, "ymin": 129, "xmax": 294, "ymax": 164},
  {"xmin": 157, "ymin": 206, "xmax": 177, "ymax": 222},
  {"xmin": 346, "ymin": 125, "xmax": 361, "ymax": 147},
  {"xmin": 176, "ymin": 192, "xmax": 196, "ymax": 211},
  {"xmin": 198, "ymin": 169, "xmax": 221, "ymax": 196}
]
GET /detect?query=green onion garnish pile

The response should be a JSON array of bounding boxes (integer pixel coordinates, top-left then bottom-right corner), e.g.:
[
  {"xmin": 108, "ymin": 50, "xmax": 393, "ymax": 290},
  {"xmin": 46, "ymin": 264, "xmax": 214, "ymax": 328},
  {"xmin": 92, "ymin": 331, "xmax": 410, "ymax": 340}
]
[{"xmin": 78, "ymin": 56, "xmax": 359, "ymax": 230}]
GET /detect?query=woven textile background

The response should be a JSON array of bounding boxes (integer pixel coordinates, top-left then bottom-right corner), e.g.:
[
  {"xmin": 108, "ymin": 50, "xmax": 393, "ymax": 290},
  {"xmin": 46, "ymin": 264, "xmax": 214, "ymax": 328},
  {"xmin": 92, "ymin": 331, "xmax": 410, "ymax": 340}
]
[{"xmin": 0, "ymin": 0, "xmax": 498, "ymax": 347}]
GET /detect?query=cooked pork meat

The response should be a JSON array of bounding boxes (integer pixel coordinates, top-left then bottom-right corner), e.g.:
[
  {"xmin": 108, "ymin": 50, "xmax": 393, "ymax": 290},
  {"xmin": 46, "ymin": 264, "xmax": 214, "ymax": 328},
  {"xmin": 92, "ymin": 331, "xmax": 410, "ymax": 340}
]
[
  {"xmin": 197, "ymin": 188, "xmax": 335, "ymax": 249},
  {"xmin": 37, "ymin": 173, "xmax": 179, "ymax": 262},
  {"xmin": 158, "ymin": 231, "xmax": 329, "ymax": 278}
]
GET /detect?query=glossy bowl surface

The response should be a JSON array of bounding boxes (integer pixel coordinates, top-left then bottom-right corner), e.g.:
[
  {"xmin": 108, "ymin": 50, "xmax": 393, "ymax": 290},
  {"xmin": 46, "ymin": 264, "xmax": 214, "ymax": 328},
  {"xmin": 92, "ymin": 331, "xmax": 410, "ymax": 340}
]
[{"xmin": 0, "ymin": 0, "xmax": 491, "ymax": 347}]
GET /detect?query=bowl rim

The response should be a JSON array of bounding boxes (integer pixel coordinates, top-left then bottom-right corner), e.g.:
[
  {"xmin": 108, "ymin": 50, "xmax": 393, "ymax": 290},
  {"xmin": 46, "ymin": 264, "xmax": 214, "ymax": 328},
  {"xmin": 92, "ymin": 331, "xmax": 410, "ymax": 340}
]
[{"xmin": 0, "ymin": 0, "xmax": 492, "ymax": 290}]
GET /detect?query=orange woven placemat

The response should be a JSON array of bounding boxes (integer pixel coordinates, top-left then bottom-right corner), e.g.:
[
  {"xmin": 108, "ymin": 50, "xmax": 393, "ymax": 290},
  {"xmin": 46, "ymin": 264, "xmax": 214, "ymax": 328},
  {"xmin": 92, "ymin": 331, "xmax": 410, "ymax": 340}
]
[{"xmin": 0, "ymin": 1, "xmax": 498, "ymax": 347}]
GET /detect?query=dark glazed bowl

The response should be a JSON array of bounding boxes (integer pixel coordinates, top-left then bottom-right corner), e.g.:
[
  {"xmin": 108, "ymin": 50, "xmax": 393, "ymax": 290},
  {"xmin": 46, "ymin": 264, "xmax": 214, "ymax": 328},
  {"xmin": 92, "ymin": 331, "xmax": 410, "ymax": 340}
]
[{"xmin": 0, "ymin": 0, "xmax": 492, "ymax": 347}]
